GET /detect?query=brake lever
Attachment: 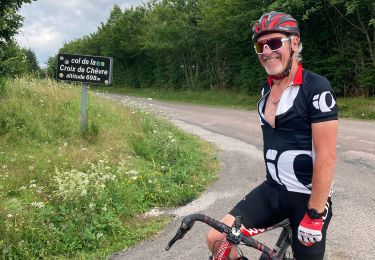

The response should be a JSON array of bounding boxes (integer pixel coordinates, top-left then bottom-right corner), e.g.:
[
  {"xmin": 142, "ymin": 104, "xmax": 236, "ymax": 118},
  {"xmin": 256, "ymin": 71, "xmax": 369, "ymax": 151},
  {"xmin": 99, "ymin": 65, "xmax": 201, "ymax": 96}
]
[
  {"xmin": 165, "ymin": 226, "xmax": 188, "ymax": 251},
  {"xmin": 165, "ymin": 216, "xmax": 195, "ymax": 251}
]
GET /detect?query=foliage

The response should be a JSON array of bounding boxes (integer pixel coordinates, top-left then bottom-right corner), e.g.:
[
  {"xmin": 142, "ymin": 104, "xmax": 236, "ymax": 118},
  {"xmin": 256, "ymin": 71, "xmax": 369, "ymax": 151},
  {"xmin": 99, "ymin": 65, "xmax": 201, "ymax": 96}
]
[
  {"xmin": 0, "ymin": 42, "xmax": 40, "ymax": 78},
  {"xmin": 0, "ymin": 0, "xmax": 33, "ymax": 43},
  {"xmin": 46, "ymin": 1, "xmax": 374, "ymax": 96},
  {"xmin": 0, "ymin": 77, "xmax": 217, "ymax": 258},
  {"xmin": 0, "ymin": 0, "xmax": 39, "ymax": 78}
]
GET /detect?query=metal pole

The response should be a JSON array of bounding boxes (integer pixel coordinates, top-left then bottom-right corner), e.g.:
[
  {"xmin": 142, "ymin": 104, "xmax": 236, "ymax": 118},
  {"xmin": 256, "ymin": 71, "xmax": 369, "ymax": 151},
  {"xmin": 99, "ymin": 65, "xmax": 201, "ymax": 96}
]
[{"xmin": 80, "ymin": 83, "xmax": 87, "ymax": 133}]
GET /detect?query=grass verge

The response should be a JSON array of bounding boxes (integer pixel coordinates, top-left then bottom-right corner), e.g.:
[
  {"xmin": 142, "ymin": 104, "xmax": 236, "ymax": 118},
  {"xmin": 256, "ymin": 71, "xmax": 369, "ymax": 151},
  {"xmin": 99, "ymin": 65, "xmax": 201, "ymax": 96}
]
[
  {"xmin": 0, "ymin": 77, "xmax": 218, "ymax": 259},
  {"xmin": 96, "ymin": 86, "xmax": 375, "ymax": 120}
]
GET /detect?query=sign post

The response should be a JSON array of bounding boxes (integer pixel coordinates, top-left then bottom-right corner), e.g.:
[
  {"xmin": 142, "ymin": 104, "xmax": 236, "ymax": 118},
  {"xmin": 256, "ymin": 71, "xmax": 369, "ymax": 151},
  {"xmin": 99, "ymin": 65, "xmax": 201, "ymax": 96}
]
[
  {"xmin": 81, "ymin": 83, "xmax": 88, "ymax": 133},
  {"xmin": 56, "ymin": 53, "xmax": 113, "ymax": 133}
]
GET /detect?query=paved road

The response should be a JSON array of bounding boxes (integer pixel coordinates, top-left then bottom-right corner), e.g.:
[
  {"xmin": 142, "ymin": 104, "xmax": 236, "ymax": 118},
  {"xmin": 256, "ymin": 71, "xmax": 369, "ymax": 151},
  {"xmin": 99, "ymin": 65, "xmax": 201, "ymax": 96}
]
[{"xmin": 102, "ymin": 94, "xmax": 375, "ymax": 260}]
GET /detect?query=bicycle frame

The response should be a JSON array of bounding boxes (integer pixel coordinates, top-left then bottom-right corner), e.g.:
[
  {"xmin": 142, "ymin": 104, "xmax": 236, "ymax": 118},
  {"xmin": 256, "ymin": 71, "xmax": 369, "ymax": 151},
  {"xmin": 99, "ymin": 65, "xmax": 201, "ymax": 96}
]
[{"xmin": 166, "ymin": 213, "xmax": 293, "ymax": 260}]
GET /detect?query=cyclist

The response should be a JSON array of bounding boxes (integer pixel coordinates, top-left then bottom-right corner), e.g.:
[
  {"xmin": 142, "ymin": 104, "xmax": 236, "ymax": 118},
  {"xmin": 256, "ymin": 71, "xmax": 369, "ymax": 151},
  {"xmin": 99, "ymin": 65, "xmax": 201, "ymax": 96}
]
[{"xmin": 207, "ymin": 11, "xmax": 338, "ymax": 260}]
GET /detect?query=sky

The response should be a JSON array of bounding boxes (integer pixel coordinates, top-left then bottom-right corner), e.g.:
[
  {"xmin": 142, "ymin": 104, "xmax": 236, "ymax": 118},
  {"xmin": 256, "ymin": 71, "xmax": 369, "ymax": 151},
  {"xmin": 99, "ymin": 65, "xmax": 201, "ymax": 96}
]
[{"xmin": 16, "ymin": 0, "xmax": 143, "ymax": 67}]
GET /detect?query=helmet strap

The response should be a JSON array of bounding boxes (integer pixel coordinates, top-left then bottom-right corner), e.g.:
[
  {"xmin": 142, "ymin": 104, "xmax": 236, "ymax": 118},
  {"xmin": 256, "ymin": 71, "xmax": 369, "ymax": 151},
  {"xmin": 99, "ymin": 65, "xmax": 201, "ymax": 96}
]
[{"xmin": 282, "ymin": 50, "xmax": 294, "ymax": 77}]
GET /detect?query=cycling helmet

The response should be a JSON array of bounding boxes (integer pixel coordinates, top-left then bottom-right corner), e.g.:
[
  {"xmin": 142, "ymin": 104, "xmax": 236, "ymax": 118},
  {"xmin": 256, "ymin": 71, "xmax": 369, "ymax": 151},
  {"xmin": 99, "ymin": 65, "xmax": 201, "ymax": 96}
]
[{"xmin": 252, "ymin": 11, "xmax": 300, "ymax": 42}]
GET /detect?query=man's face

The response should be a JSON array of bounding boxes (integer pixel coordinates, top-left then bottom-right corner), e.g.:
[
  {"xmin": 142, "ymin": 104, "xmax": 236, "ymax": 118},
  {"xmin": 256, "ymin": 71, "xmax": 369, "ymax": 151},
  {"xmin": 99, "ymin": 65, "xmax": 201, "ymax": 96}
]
[{"xmin": 256, "ymin": 33, "xmax": 299, "ymax": 76}]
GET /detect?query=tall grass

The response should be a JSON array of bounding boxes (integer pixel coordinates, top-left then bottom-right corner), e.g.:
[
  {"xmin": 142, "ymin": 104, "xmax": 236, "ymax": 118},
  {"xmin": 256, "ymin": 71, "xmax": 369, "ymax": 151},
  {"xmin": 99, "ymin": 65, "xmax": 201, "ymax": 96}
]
[{"xmin": 0, "ymin": 77, "xmax": 217, "ymax": 258}]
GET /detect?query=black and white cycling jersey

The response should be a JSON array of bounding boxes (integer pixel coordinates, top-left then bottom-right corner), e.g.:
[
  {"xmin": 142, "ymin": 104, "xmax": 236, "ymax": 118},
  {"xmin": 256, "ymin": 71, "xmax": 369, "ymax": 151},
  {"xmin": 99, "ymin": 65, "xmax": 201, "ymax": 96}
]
[{"xmin": 257, "ymin": 63, "xmax": 338, "ymax": 194}]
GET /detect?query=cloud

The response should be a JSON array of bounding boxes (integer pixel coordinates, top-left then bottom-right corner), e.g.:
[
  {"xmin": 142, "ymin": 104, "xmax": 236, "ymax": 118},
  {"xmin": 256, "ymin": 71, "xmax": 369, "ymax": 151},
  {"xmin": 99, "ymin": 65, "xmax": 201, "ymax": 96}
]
[{"xmin": 16, "ymin": 0, "xmax": 143, "ymax": 67}]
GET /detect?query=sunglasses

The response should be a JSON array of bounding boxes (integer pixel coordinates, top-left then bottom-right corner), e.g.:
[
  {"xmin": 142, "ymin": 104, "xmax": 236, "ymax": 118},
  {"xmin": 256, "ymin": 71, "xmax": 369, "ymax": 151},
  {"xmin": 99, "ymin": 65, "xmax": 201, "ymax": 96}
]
[{"xmin": 254, "ymin": 37, "xmax": 291, "ymax": 54}]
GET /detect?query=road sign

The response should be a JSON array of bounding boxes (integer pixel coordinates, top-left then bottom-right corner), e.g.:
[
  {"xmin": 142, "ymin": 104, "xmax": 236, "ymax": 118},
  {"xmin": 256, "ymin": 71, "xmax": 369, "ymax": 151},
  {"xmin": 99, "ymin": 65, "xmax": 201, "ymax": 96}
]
[{"xmin": 57, "ymin": 53, "xmax": 113, "ymax": 85}]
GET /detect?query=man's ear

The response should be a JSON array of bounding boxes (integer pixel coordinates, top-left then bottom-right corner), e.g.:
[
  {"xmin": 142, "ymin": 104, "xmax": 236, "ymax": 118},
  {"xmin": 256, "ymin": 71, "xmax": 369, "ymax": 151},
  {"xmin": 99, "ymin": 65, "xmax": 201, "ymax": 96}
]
[{"xmin": 291, "ymin": 36, "xmax": 300, "ymax": 52}]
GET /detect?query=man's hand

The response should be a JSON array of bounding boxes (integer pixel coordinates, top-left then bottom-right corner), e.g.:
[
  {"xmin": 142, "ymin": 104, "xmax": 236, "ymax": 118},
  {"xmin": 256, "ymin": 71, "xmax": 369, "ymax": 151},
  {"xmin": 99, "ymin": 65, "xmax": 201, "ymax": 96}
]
[{"xmin": 297, "ymin": 213, "xmax": 323, "ymax": 246}]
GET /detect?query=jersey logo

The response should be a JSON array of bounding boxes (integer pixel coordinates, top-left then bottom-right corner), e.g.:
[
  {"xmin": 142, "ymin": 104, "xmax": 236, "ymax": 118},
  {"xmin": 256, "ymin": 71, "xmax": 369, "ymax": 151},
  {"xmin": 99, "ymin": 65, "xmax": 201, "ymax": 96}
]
[
  {"xmin": 312, "ymin": 91, "xmax": 336, "ymax": 112},
  {"xmin": 265, "ymin": 149, "xmax": 312, "ymax": 194}
]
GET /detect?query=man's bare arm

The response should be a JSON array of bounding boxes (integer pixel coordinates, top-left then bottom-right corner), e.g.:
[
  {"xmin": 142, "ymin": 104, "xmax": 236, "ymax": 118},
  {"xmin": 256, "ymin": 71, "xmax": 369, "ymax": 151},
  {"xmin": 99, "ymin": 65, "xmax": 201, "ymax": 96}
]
[{"xmin": 309, "ymin": 120, "xmax": 338, "ymax": 212}]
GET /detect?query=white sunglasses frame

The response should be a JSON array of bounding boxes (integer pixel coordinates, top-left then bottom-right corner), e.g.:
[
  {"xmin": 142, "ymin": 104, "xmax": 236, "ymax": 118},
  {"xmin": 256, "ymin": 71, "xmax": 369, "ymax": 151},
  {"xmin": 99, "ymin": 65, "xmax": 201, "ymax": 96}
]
[{"xmin": 254, "ymin": 37, "xmax": 291, "ymax": 54}]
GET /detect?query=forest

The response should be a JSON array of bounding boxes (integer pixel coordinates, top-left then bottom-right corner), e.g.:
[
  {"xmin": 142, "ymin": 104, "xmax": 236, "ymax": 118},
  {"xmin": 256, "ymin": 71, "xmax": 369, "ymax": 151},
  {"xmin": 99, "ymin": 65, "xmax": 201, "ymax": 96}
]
[
  {"xmin": 46, "ymin": 0, "xmax": 375, "ymax": 97},
  {"xmin": 2, "ymin": 0, "xmax": 374, "ymax": 97}
]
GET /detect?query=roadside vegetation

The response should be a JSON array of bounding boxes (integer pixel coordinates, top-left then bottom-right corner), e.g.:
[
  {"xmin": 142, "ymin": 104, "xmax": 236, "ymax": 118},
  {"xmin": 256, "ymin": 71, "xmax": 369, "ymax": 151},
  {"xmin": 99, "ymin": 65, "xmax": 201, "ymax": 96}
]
[
  {"xmin": 98, "ymin": 86, "xmax": 375, "ymax": 120},
  {"xmin": 0, "ymin": 77, "xmax": 218, "ymax": 259}
]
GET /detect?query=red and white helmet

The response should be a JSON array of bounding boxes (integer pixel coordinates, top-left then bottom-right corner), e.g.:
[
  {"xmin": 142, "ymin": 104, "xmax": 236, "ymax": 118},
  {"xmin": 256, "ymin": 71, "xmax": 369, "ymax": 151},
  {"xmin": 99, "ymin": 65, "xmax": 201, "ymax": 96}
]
[{"xmin": 252, "ymin": 11, "xmax": 300, "ymax": 42}]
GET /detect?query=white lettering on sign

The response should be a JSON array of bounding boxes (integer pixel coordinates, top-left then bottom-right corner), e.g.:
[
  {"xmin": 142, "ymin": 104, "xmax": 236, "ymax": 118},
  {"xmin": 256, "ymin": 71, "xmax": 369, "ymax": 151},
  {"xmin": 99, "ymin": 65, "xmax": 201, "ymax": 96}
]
[
  {"xmin": 59, "ymin": 64, "xmax": 76, "ymax": 72},
  {"xmin": 86, "ymin": 67, "xmax": 108, "ymax": 75},
  {"xmin": 70, "ymin": 58, "xmax": 81, "ymax": 64},
  {"xmin": 66, "ymin": 73, "xmax": 85, "ymax": 80}
]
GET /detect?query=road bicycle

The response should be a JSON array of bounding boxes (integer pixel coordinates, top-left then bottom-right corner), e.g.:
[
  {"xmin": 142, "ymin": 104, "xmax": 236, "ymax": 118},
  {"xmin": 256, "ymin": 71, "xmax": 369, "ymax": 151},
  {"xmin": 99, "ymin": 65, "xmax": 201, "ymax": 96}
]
[{"xmin": 165, "ymin": 213, "xmax": 293, "ymax": 260}]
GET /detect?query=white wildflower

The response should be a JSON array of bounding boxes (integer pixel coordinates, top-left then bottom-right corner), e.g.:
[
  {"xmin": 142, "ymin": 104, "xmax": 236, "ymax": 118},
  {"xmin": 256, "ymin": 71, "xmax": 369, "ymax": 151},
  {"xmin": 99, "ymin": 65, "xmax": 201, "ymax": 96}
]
[
  {"xmin": 96, "ymin": 233, "xmax": 104, "ymax": 239},
  {"xmin": 52, "ymin": 159, "xmax": 116, "ymax": 201},
  {"xmin": 29, "ymin": 166, "xmax": 34, "ymax": 171},
  {"xmin": 7, "ymin": 214, "xmax": 13, "ymax": 218},
  {"xmin": 89, "ymin": 203, "xmax": 96, "ymax": 209},
  {"xmin": 31, "ymin": 202, "xmax": 45, "ymax": 208},
  {"xmin": 126, "ymin": 170, "xmax": 139, "ymax": 176},
  {"xmin": 80, "ymin": 189, "xmax": 87, "ymax": 196}
]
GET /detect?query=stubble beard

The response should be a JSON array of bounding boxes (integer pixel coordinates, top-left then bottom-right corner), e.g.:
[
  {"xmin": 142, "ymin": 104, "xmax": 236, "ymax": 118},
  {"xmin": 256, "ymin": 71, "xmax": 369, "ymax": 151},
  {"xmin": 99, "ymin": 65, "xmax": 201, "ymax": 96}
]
[{"xmin": 264, "ymin": 63, "xmax": 284, "ymax": 76}]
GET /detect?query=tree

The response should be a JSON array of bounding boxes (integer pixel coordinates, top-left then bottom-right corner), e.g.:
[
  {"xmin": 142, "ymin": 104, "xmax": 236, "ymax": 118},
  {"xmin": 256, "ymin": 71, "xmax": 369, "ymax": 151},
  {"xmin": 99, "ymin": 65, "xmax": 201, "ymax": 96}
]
[
  {"xmin": 0, "ymin": 41, "xmax": 28, "ymax": 76},
  {"xmin": 23, "ymin": 48, "xmax": 40, "ymax": 73},
  {"xmin": 0, "ymin": 0, "xmax": 33, "ymax": 43},
  {"xmin": 0, "ymin": 0, "xmax": 35, "ymax": 78}
]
